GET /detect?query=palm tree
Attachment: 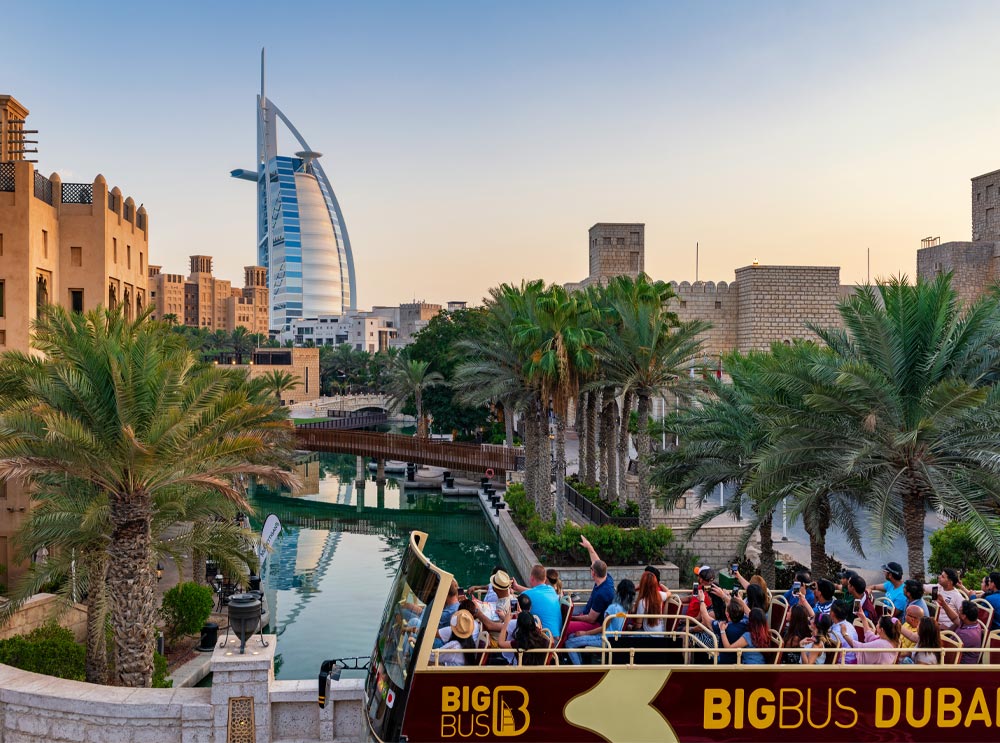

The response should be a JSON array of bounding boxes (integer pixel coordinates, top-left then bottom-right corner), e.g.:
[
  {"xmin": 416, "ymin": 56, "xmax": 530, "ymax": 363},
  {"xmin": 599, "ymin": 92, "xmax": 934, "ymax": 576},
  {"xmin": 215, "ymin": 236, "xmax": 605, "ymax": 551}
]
[
  {"xmin": 255, "ymin": 370, "xmax": 301, "ymax": 405},
  {"xmin": 756, "ymin": 275, "xmax": 1000, "ymax": 580},
  {"xmin": 0, "ymin": 306, "xmax": 296, "ymax": 687},
  {"xmin": 384, "ymin": 356, "xmax": 445, "ymax": 438},
  {"xmin": 161, "ymin": 313, "xmax": 178, "ymax": 325},
  {"xmin": 231, "ymin": 327, "xmax": 254, "ymax": 364}
]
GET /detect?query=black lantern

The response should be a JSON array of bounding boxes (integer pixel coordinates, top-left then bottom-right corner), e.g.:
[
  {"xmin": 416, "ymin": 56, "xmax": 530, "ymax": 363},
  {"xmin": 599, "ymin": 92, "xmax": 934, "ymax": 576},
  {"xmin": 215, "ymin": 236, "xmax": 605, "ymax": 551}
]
[{"xmin": 226, "ymin": 593, "xmax": 263, "ymax": 654}]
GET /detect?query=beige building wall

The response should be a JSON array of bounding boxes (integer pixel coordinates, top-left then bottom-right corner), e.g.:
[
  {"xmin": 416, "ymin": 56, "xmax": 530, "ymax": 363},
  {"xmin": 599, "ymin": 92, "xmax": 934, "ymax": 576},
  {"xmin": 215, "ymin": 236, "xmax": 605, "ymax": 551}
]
[
  {"xmin": 148, "ymin": 265, "xmax": 186, "ymax": 322},
  {"xmin": 0, "ymin": 155, "xmax": 148, "ymax": 585},
  {"xmin": 668, "ymin": 280, "xmax": 739, "ymax": 360},
  {"xmin": 972, "ymin": 169, "xmax": 1000, "ymax": 242},
  {"xmin": 397, "ymin": 301, "xmax": 441, "ymax": 344},
  {"xmin": 226, "ymin": 347, "xmax": 320, "ymax": 406},
  {"xmin": 588, "ymin": 223, "xmax": 644, "ymax": 284},
  {"xmin": 151, "ymin": 258, "xmax": 269, "ymax": 335}
]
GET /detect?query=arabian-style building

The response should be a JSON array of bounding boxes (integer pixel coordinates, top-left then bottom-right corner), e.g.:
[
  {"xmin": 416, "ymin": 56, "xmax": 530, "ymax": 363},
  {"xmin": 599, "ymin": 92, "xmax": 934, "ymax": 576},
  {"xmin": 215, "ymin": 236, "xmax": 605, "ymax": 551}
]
[{"xmin": 0, "ymin": 94, "xmax": 150, "ymax": 582}]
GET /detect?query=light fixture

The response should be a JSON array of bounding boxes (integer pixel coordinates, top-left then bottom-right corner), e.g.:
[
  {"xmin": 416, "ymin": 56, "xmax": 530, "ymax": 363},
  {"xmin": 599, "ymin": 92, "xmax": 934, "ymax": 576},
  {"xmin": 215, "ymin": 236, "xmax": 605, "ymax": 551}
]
[
  {"xmin": 156, "ymin": 563, "xmax": 164, "ymax": 581},
  {"xmin": 223, "ymin": 592, "xmax": 266, "ymax": 654}
]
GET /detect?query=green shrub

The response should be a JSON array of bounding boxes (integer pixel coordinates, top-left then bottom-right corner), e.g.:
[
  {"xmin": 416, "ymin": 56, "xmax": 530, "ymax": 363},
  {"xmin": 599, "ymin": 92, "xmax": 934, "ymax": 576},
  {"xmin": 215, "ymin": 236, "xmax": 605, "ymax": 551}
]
[
  {"xmin": 929, "ymin": 520, "xmax": 988, "ymax": 577},
  {"xmin": 152, "ymin": 651, "xmax": 173, "ymax": 688},
  {"xmin": 161, "ymin": 581, "xmax": 215, "ymax": 642},
  {"xmin": 0, "ymin": 623, "xmax": 85, "ymax": 680},
  {"xmin": 504, "ymin": 483, "xmax": 672, "ymax": 565}
]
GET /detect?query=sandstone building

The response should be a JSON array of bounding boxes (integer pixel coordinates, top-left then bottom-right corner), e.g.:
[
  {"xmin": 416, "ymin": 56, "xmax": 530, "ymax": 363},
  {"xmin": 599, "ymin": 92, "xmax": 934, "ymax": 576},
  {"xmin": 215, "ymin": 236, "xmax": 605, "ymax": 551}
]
[
  {"xmin": 0, "ymin": 94, "xmax": 150, "ymax": 583},
  {"xmin": 916, "ymin": 169, "xmax": 1000, "ymax": 304},
  {"xmin": 216, "ymin": 347, "xmax": 320, "ymax": 406},
  {"xmin": 149, "ymin": 256, "xmax": 269, "ymax": 336}
]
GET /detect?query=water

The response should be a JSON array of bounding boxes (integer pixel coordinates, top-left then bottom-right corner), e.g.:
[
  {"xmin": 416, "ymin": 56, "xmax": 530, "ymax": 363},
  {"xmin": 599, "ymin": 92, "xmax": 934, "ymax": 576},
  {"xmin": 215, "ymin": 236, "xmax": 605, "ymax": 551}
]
[{"xmin": 247, "ymin": 452, "xmax": 508, "ymax": 680}]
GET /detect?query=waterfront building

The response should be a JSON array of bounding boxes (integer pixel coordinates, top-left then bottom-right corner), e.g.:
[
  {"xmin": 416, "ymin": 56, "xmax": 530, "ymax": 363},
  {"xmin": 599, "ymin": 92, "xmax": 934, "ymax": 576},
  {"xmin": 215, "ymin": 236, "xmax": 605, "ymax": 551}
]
[
  {"xmin": 149, "ymin": 257, "xmax": 269, "ymax": 336},
  {"xmin": 216, "ymin": 347, "xmax": 320, "ymax": 406},
  {"xmin": 0, "ymin": 94, "xmax": 150, "ymax": 582},
  {"xmin": 916, "ymin": 168, "xmax": 1000, "ymax": 304},
  {"xmin": 231, "ymin": 52, "xmax": 357, "ymax": 335}
]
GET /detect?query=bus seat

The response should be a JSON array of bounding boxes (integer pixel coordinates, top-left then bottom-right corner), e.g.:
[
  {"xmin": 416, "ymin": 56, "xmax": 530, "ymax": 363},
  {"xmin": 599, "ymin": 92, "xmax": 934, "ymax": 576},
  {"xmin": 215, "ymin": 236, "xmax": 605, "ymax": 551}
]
[
  {"xmin": 663, "ymin": 595, "xmax": 683, "ymax": 633},
  {"xmin": 973, "ymin": 598, "xmax": 994, "ymax": 633},
  {"xmin": 768, "ymin": 629, "xmax": 783, "ymax": 665},
  {"xmin": 987, "ymin": 629, "xmax": 1000, "ymax": 664},
  {"xmin": 940, "ymin": 630, "xmax": 963, "ymax": 665},
  {"xmin": 769, "ymin": 596, "xmax": 788, "ymax": 633}
]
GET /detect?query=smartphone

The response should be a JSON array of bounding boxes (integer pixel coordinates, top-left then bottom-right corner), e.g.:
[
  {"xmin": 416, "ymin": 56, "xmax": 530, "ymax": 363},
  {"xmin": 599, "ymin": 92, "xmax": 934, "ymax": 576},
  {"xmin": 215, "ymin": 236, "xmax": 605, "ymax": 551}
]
[
  {"xmin": 853, "ymin": 599, "xmax": 862, "ymax": 615},
  {"xmin": 932, "ymin": 586, "xmax": 939, "ymax": 601},
  {"xmin": 692, "ymin": 582, "xmax": 700, "ymax": 595},
  {"xmin": 732, "ymin": 564, "xmax": 739, "ymax": 574},
  {"xmin": 792, "ymin": 581, "xmax": 801, "ymax": 591}
]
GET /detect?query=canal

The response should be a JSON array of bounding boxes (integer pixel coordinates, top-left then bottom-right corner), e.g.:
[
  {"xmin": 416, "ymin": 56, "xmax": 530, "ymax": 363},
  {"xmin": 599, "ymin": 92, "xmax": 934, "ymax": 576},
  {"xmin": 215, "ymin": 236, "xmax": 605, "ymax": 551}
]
[{"xmin": 247, "ymin": 452, "xmax": 511, "ymax": 680}]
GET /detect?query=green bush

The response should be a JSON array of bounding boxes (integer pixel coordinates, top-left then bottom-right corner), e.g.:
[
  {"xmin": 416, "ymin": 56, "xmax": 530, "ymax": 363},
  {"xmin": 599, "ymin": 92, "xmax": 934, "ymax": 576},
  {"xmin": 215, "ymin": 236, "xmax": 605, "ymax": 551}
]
[
  {"xmin": 161, "ymin": 581, "xmax": 215, "ymax": 642},
  {"xmin": 929, "ymin": 520, "xmax": 988, "ymax": 577},
  {"xmin": 152, "ymin": 651, "xmax": 173, "ymax": 688},
  {"xmin": 505, "ymin": 483, "xmax": 672, "ymax": 565},
  {"xmin": 0, "ymin": 623, "xmax": 85, "ymax": 680}
]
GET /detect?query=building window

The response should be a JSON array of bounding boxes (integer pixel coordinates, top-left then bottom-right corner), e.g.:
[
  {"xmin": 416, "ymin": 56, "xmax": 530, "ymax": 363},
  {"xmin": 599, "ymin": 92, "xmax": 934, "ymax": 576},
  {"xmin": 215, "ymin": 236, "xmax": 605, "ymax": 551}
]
[
  {"xmin": 305, "ymin": 366, "xmax": 309, "ymax": 393},
  {"xmin": 127, "ymin": 245, "xmax": 132, "ymax": 269},
  {"xmin": 988, "ymin": 208, "xmax": 997, "ymax": 228},
  {"xmin": 0, "ymin": 233, "xmax": 4, "ymax": 256},
  {"xmin": 630, "ymin": 231, "xmax": 640, "ymax": 245},
  {"xmin": 140, "ymin": 252, "xmax": 144, "ymax": 274},
  {"xmin": 71, "ymin": 246, "xmax": 82, "ymax": 267},
  {"xmin": 680, "ymin": 300, "xmax": 687, "ymax": 308},
  {"xmin": 629, "ymin": 252, "xmax": 640, "ymax": 272},
  {"xmin": 42, "ymin": 229, "xmax": 48, "ymax": 259},
  {"xmin": 715, "ymin": 301, "xmax": 722, "ymax": 310},
  {"xmin": 603, "ymin": 236, "xmax": 611, "ymax": 245},
  {"xmin": 0, "ymin": 280, "xmax": 4, "ymax": 317},
  {"xmin": 0, "ymin": 330, "xmax": 5, "ymax": 346},
  {"xmin": 36, "ymin": 274, "xmax": 49, "ymax": 311},
  {"xmin": 988, "ymin": 185, "xmax": 996, "ymax": 201},
  {"xmin": 113, "ymin": 238, "xmax": 118, "ymax": 263},
  {"xmin": 0, "ymin": 480, "xmax": 6, "ymax": 499},
  {"xmin": 70, "ymin": 289, "xmax": 84, "ymax": 313}
]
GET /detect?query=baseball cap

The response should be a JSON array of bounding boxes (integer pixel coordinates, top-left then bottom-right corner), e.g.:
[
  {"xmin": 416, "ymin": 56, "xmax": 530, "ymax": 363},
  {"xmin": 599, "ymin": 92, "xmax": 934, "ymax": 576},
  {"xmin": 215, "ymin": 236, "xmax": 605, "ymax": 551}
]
[{"xmin": 881, "ymin": 562, "xmax": 903, "ymax": 579}]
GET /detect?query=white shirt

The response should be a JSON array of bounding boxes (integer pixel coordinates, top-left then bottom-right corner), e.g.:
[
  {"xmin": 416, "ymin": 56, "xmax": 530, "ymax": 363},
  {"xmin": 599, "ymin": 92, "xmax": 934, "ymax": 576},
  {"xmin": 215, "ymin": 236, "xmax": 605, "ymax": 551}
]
[
  {"xmin": 924, "ymin": 585, "xmax": 964, "ymax": 631},
  {"xmin": 831, "ymin": 620, "xmax": 859, "ymax": 664}
]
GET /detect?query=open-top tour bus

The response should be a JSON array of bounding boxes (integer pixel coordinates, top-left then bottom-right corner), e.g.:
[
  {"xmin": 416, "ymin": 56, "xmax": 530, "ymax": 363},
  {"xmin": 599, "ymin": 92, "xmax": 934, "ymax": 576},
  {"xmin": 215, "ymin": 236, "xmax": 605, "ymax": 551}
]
[{"xmin": 329, "ymin": 531, "xmax": 1000, "ymax": 742}]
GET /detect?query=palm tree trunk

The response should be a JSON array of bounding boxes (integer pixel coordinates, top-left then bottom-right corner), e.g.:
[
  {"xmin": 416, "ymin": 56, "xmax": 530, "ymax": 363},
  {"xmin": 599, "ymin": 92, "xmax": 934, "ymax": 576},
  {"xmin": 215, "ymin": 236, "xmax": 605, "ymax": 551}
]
[
  {"xmin": 502, "ymin": 402, "xmax": 515, "ymax": 448},
  {"xmin": 636, "ymin": 394, "xmax": 654, "ymax": 529},
  {"xmin": 107, "ymin": 493, "xmax": 156, "ymax": 687},
  {"xmin": 618, "ymin": 390, "xmax": 634, "ymax": 505},
  {"xmin": 84, "ymin": 549, "xmax": 109, "ymax": 685},
  {"xmin": 601, "ymin": 394, "xmax": 618, "ymax": 502},
  {"xmin": 578, "ymin": 392, "xmax": 590, "ymax": 485},
  {"xmin": 415, "ymin": 390, "xmax": 426, "ymax": 438},
  {"xmin": 902, "ymin": 488, "xmax": 927, "ymax": 581},
  {"xmin": 554, "ymin": 412, "xmax": 566, "ymax": 528},
  {"xmin": 758, "ymin": 510, "xmax": 776, "ymax": 588},
  {"xmin": 586, "ymin": 390, "xmax": 600, "ymax": 488},
  {"xmin": 523, "ymin": 402, "xmax": 538, "ymax": 510},
  {"xmin": 191, "ymin": 548, "xmax": 205, "ymax": 585},
  {"xmin": 804, "ymin": 496, "xmax": 833, "ymax": 578}
]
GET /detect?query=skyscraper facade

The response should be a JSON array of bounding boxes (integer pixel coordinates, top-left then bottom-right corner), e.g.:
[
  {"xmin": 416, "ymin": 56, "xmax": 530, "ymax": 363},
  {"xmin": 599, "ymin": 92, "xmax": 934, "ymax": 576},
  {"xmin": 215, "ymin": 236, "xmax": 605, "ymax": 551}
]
[{"xmin": 232, "ymin": 51, "xmax": 356, "ymax": 334}]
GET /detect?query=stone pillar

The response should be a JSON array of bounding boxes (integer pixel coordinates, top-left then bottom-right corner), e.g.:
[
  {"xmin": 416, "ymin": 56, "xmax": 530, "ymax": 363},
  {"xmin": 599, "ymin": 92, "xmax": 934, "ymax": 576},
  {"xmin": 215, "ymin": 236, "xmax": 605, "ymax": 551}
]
[
  {"xmin": 376, "ymin": 459, "xmax": 386, "ymax": 485},
  {"xmin": 211, "ymin": 633, "xmax": 277, "ymax": 743},
  {"xmin": 376, "ymin": 480, "xmax": 385, "ymax": 509}
]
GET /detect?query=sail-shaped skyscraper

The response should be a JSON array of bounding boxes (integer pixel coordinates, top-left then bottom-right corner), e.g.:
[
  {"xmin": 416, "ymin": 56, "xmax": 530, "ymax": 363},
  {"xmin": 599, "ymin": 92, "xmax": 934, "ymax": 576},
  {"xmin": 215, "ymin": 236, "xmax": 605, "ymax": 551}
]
[{"xmin": 232, "ymin": 51, "xmax": 357, "ymax": 334}]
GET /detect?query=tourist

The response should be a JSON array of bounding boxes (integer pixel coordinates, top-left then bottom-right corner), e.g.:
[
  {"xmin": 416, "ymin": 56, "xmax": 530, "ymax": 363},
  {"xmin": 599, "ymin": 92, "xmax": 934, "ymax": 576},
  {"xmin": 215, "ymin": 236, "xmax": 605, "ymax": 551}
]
[
  {"xmin": 904, "ymin": 579, "xmax": 929, "ymax": 617},
  {"xmin": 830, "ymin": 601, "xmax": 860, "ymax": 664},
  {"xmin": 744, "ymin": 583, "xmax": 769, "ymax": 614},
  {"xmin": 561, "ymin": 535, "xmax": 615, "ymax": 642},
  {"xmin": 687, "ymin": 566, "xmax": 726, "ymax": 622},
  {"xmin": 911, "ymin": 618, "xmax": 942, "ymax": 665},
  {"xmin": 847, "ymin": 575, "xmax": 877, "ymax": 621},
  {"xmin": 703, "ymin": 598, "xmax": 747, "ymax": 665},
  {"xmin": 978, "ymin": 573, "xmax": 1000, "ymax": 630},
  {"xmin": 781, "ymin": 604, "xmax": 812, "ymax": 664},
  {"xmin": 631, "ymin": 571, "xmax": 669, "ymax": 633},
  {"xmin": 437, "ymin": 598, "xmax": 480, "ymax": 645},
  {"xmin": 497, "ymin": 610, "xmax": 549, "ymax": 666},
  {"xmin": 430, "ymin": 579, "xmax": 462, "ymax": 648},
  {"xmin": 954, "ymin": 600, "xmax": 984, "ymax": 664},
  {"xmin": 470, "ymin": 564, "xmax": 506, "ymax": 602},
  {"xmin": 926, "ymin": 568, "xmax": 965, "ymax": 631},
  {"xmin": 564, "ymin": 579, "xmax": 636, "ymax": 666},
  {"xmin": 546, "ymin": 568, "xmax": 563, "ymax": 597},
  {"xmin": 749, "ymin": 575, "xmax": 771, "ymax": 608},
  {"xmin": 839, "ymin": 570, "xmax": 858, "ymax": 603},
  {"xmin": 800, "ymin": 615, "xmax": 838, "ymax": 665},
  {"xmin": 473, "ymin": 572, "xmax": 515, "ymax": 634},
  {"xmin": 719, "ymin": 607, "xmax": 769, "ymax": 665},
  {"xmin": 783, "ymin": 572, "xmax": 815, "ymax": 609},
  {"xmin": 514, "ymin": 564, "xmax": 563, "ymax": 640},
  {"xmin": 841, "ymin": 614, "xmax": 900, "ymax": 665},
  {"xmin": 881, "ymin": 561, "xmax": 907, "ymax": 613},
  {"xmin": 896, "ymin": 604, "xmax": 924, "ymax": 660},
  {"xmin": 436, "ymin": 609, "xmax": 479, "ymax": 666},
  {"xmin": 812, "ymin": 579, "xmax": 836, "ymax": 619}
]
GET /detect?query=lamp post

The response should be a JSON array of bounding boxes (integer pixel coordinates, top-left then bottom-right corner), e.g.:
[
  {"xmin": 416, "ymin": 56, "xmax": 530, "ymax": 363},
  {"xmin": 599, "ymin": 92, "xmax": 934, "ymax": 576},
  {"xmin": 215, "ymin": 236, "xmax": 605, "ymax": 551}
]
[{"xmin": 224, "ymin": 593, "xmax": 265, "ymax": 654}]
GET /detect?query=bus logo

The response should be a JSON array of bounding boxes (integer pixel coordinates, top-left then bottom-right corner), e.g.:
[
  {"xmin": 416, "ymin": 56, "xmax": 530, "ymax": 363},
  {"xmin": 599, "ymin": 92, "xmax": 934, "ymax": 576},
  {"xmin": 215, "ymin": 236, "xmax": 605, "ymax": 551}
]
[{"xmin": 441, "ymin": 685, "xmax": 530, "ymax": 738}]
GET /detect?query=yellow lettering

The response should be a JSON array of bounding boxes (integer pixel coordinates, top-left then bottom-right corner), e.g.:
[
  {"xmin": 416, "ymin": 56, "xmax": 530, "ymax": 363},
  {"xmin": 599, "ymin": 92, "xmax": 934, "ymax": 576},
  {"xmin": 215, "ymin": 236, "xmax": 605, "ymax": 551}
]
[
  {"xmin": 965, "ymin": 688, "xmax": 991, "ymax": 727},
  {"xmin": 938, "ymin": 688, "xmax": 962, "ymax": 728},
  {"xmin": 780, "ymin": 688, "xmax": 803, "ymax": 729},
  {"xmin": 734, "ymin": 688, "xmax": 744, "ymax": 729},
  {"xmin": 876, "ymin": 689, "xmax": 900, "ymax": 729},
  {"xmin": 703, "ymin": 690, "xmax": 732, "ymax": 730},
  {"xmin": 493, "ymin": 687, "xmax": 530, "ymax": 737},
  {"xmin": 806, "ymin": 689, "xmax": 832, "ymax": 729},
  {"xmin": 457, "ymin": 714, "xmax": 475, "ymax": 738},
  {"xmin": 442, "ymin": 687, "xmax": 461, "ymax": 713},
  {"xmin": 472, "ymin": 686, "xmax": 490, "ymax": 713},
  {"xmin": 905, "ymin": 688, "xmax": 932, "ymax": 728},
  {"xmin": 834, "ymin": 688, "xmax": 859, "ymax": 729},
  {"xmin": 441, "ymin": 714, "xmax": 457, "ymax": 738},
  {"xmin": 748, "ymin": 689, "xmax": 775, "ymax": 729},
  {"xmin": 475, "ymin": 713, "xmax": 491, "ymax": 737}
]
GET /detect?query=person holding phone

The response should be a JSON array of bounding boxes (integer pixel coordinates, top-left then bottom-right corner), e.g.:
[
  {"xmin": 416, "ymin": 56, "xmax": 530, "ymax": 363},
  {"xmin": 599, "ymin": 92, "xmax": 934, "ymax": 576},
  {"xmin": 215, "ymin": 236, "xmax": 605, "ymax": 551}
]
[
  {"xmin": 783, "ymin": 572, "xmax": 816, "ymax": 609},
  {"xmin": 847, "ymin": 575, "xmax": 877, "ymax": 620},
  {"xmin": 829, "ymin": 601, "xmax": 860, "ymax": 664},
  {"xmin": 925, "ymin": 568, "xmax": 964, "ymax": 631},
  {"xmin": 841, "ymin": 613, "xmax": 900, "ymax": 665}
]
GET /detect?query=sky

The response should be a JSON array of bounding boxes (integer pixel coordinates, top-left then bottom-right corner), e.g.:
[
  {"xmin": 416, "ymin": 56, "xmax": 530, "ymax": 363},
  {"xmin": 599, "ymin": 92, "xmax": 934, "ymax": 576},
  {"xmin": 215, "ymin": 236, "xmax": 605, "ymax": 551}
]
[{"xmin": 6, "ymin": 1, "xmax": 1000, "ymax": 307}]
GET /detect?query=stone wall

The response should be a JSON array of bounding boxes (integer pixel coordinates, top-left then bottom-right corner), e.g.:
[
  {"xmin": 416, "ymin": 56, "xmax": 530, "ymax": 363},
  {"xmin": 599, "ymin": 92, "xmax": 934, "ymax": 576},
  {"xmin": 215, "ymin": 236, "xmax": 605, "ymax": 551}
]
[
  {"xmin": 0, "ymin": 594, "xmax": 88, "ymax": 643},
  {"xmin": 972, "ymin": 169, "xmax": 1000, "ymax": 242},
  {"xmin": 668, "ymin": 280, "xmax": 738, "ymax": 359},
  {"xmin": 652, "ymin": 494, "xmax": 758, "ymax": 570},
  {"xmin": 0, "ymin": 635, "xmax": 367, "ymax": 743},
  {"xmin": 734, "ymin": 265, "xmax": 842, "ymax": 351},
  {"xmin": 915, "ymin": 241, "xmax": 1000, "ymax": 305}
]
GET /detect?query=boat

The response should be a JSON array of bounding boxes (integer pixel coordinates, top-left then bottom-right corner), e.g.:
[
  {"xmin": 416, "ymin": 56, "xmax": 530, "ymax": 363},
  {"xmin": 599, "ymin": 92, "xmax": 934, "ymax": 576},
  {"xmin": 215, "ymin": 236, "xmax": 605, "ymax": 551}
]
[{"xmin": 324, "ymin": 531, "xmax": 1000, "ymax": 742}]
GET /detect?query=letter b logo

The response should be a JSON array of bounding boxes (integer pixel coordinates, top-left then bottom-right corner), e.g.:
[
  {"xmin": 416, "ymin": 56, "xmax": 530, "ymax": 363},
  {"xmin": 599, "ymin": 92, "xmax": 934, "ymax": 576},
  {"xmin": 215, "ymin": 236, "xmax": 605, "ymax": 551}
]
[{"xmin": 492, "ymin": 687, "xmax": 530, "ymax": 736}]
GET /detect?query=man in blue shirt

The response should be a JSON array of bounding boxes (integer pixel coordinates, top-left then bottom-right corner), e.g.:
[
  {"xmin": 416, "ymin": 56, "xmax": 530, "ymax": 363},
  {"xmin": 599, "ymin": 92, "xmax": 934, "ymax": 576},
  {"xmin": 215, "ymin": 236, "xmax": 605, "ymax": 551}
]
[
  {"xmin": 881, "ymin": 562, "xmax": 907, "ymax": 613},
  {"xmin": 978, "ymin": 572, "xmax": 1000, "ymax": 631},
  {"xmin": 783, "ymin": 571, "xmax": 816, "ymax": 609},
  {"xmin": 560, "ymin": 535, "xmax": 614, "ymax": 645},
  {"xmin": 513, "ymin": 564, "xmax": 563, "ymax": 639}
]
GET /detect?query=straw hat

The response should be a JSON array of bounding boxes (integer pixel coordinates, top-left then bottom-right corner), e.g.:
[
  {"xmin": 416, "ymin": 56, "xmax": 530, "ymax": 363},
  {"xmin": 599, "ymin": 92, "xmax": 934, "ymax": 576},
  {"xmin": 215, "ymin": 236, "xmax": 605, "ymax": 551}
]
[
  {"xmin": 491, "ymin": 570, "xmax": 512, "ymax": 591},
  {"xmin": 452, "ymin": 610, "xmax": 475, "ymax": 640}
]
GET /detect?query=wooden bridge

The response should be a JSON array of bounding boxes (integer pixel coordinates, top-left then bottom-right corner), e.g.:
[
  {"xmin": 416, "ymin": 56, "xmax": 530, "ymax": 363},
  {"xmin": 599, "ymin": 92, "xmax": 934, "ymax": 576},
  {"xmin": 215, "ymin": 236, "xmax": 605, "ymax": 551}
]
[{"xmin": 294, "ymin": 426, "xmax": 522, "ymax": 473}]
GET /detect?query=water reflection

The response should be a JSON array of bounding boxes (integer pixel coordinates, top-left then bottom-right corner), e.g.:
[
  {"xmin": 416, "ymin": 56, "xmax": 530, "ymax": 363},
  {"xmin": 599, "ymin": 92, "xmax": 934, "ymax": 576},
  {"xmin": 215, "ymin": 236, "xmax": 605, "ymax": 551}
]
[{"xmin": 249, "ymin": 452, "xmax": 506, "ymax": 680}]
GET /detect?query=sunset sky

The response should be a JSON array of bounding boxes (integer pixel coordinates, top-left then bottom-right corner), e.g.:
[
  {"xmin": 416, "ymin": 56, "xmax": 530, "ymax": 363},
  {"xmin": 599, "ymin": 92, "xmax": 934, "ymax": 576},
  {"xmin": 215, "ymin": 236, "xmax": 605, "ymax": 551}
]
[{"xmin": 7, "ymin": 1, "xmax": 1000, "ymax": 307}]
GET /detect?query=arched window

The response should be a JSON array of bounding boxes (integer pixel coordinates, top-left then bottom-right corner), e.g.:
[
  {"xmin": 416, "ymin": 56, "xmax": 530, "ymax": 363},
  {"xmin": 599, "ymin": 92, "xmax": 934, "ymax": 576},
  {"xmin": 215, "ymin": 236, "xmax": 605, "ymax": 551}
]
[
  {"xmin": 109, "ymin": 284, "xmax": 118, "ymax": 310},
  {"xmin": 36, "ymin": 275, "xmax": 48, "ymax": 313}
]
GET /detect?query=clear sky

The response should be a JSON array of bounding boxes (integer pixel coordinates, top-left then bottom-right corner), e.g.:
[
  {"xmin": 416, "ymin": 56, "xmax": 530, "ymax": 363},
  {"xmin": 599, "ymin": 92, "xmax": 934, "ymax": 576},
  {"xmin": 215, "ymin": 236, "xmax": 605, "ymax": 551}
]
[{"xmin": 7, "ymin": 2, "xmax": 1000, "ymax": 307}]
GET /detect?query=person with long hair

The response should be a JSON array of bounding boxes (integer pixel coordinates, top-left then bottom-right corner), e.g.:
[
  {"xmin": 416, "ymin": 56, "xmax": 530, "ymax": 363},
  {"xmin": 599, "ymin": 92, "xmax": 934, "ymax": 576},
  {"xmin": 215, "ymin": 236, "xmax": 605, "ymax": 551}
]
[
  {"xmin": 841, "ymin": 613, "xmax": 900, "ymax": 665},
  {"xmin": 801, "ymin": 615, "xmax": 838, "ymax": 665},
  {"xmin": 546, "ymin": 568, "xmax": 563, "ymax": 597},
  {"xmin": 744, "ymin": 583, "xmax": 768, "ymax": 614},
  {"xmin": 632, "ymin": 571, "xmax": 668, "ymax": 633},
  {"xmin": 782, "ymin": 604, "xmax": 812, "ymax": 664},
  {"xmin": 720, "ymin": 607, "xmax": 769, "ymax": 664},
  {"xmin": 498, "ymin": 610, "xmax": 549, "ymax": 666},
  {"xmin": 564, "ymin": 579, "xmax": 636, "ymax": 665},
  {"xmin": 734, "ymin": 568, "xmax": 772, "ymax": 609},
  {"xmin": 911, "ymin": 617, "xmax": 941, "ymax": 665}
]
